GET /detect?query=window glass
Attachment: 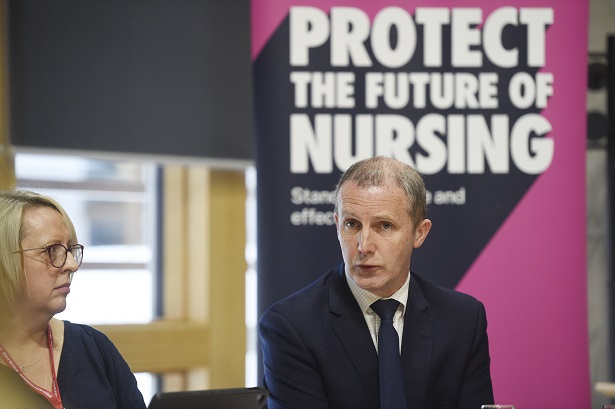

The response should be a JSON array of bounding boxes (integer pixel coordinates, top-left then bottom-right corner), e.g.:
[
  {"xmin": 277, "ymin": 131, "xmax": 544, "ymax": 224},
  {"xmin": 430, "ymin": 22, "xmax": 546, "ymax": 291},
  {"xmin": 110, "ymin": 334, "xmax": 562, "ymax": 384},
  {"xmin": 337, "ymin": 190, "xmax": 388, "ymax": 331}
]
[{"xmin": 245, "ymin": 166, "xmax": 258, "ymax": 387}]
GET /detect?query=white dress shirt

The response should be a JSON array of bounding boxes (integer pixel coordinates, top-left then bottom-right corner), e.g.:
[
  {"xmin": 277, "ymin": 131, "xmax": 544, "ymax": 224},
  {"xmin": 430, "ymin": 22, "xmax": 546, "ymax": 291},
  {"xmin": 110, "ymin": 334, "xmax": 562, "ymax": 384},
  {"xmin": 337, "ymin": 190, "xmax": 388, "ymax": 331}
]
[{"xmin": 345, "ymin": 272, "xmax": 410, "ymax": 354}]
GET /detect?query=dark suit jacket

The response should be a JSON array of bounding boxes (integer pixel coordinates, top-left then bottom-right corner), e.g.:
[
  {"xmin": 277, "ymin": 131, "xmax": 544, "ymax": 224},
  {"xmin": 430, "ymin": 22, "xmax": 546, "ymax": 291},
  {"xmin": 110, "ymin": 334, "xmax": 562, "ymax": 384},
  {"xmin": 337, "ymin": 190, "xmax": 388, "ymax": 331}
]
[{"xmin": 259, "ymin": 263, "xmax": 494, "ymax": 409}]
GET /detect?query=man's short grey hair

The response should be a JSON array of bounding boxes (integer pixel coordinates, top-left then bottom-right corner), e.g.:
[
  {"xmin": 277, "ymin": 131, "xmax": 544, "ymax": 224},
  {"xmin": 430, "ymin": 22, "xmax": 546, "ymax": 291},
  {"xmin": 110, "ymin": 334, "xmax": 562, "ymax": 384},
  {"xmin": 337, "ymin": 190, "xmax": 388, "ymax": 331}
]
[{"xmin": 334, "ymin": 156, "xmax": 428, "ymax": 228}]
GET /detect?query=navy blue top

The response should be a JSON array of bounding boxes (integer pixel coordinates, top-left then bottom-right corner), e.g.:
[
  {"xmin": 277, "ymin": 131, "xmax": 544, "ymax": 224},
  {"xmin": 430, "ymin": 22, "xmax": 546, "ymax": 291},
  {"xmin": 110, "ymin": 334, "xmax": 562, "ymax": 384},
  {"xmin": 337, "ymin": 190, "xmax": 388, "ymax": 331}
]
[{"xmin": 0, "ymin": 321, "xmax": 146, "ymax": 409}]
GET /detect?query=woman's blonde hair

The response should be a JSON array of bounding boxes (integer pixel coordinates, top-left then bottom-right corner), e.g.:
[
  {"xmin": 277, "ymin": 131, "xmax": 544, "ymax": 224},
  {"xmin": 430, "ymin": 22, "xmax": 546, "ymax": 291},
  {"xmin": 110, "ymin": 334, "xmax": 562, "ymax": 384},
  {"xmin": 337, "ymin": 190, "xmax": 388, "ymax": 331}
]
[{"xmin": 0, "ymin": 190, "xmax": 78, "ymax": 308}]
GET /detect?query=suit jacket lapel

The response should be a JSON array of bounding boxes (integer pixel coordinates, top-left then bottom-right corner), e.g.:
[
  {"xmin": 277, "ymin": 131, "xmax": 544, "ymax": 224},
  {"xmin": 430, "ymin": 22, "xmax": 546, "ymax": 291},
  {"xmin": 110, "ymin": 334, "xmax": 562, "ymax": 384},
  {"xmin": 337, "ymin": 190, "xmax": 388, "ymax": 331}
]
[
  {"xmin": 328, "ymin": 265, "xmax": 380, "ymax": 409},
  {"xmin": 402, "ymin": 273, "xmax": 434, "ymax": 408}
]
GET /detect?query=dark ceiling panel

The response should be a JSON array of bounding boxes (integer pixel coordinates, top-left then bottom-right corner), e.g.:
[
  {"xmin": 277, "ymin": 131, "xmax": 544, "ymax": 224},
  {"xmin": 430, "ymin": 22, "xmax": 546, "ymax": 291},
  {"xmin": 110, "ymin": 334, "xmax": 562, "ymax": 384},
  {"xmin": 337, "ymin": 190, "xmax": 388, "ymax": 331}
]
[{"xmin": 9, "ymin": 0, "xmax": 253, "ymax": 163}]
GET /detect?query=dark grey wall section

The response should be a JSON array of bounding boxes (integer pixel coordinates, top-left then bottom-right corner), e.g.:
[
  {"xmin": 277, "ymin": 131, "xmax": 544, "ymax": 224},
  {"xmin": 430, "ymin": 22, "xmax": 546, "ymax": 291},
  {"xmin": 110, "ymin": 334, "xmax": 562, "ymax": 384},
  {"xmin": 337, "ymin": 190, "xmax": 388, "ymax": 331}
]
[{"xmin": 9, "ymin": 0, "xmax": 253, "ymax": 161}]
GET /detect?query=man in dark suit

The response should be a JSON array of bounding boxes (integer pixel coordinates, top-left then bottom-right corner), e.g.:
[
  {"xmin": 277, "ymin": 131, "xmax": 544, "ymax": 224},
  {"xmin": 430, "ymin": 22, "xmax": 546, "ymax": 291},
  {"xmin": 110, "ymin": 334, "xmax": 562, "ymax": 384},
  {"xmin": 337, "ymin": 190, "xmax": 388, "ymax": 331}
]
[{"xmin": 259, "ymin": 156, "xmax": 494, "ymax": 409}]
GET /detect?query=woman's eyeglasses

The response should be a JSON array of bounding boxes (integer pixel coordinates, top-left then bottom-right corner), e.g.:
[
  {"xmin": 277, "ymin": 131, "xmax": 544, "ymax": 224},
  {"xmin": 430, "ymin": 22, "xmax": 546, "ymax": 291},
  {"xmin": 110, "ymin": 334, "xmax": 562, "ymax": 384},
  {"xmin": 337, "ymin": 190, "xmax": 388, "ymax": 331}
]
[{"xmin": 12, "ymin": 244, "xmax": 84, "ymax": 268}]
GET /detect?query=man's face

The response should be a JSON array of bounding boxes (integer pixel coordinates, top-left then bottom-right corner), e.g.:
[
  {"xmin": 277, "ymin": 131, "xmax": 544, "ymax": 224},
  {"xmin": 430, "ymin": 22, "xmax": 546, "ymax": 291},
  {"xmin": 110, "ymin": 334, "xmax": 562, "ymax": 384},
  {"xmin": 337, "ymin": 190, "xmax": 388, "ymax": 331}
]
[{"xmin": 335, "ymin": 182, "xmax": 431, "ymax": 298}]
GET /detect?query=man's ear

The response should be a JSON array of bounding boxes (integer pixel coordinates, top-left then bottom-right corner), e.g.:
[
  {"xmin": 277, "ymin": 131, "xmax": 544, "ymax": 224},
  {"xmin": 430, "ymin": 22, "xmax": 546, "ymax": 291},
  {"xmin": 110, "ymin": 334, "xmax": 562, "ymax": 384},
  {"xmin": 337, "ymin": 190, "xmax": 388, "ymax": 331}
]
[{"xmin": 413, "ymin": 219, "xmax": 432, "ymax": 249}]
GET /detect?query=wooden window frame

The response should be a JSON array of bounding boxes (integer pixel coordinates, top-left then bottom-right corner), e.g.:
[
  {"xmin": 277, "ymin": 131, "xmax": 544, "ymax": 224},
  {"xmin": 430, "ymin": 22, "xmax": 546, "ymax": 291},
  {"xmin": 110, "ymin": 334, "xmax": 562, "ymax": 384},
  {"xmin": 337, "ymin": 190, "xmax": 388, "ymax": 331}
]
[{"xmin": 96, "ymin": 166, "xmax": 247, "ymax": 391}]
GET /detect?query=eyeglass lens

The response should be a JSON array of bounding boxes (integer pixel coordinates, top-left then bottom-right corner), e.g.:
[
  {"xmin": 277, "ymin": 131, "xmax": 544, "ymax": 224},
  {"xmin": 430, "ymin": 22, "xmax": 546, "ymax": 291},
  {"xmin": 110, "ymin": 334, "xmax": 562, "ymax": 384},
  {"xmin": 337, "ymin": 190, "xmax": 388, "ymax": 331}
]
[{"xmin": 48, "ymin": 244, "xmax": 83, "ymax": 268}]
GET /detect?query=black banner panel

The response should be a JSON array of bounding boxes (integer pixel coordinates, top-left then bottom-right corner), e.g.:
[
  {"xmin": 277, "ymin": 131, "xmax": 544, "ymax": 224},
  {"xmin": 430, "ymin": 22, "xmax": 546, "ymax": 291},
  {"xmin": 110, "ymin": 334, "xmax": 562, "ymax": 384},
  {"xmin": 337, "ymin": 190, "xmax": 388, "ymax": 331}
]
[{"xmin": 9, "ymin": 0, "xmax": 253, "ymax": 162}]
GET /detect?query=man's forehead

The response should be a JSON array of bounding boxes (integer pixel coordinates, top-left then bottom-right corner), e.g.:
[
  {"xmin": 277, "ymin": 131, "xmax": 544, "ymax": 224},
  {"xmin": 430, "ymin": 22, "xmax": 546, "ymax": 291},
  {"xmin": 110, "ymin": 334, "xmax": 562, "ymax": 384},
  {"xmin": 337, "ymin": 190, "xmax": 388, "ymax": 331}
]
[{"xmin": 340, "ymin": 180, "xmax": 403, "ymax": 195}]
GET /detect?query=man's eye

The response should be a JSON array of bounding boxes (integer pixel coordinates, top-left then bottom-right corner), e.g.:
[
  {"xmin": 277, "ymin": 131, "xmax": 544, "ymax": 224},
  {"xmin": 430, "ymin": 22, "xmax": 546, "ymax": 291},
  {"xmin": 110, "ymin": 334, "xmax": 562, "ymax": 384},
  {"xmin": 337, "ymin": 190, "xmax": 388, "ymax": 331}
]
[
  {"xmin": 345, "ymin": 220, "xmax": 358, "ymax": 228},
  {"xmin": 382, "ymin": 222, "xmax": 392, "ymax": 229}
]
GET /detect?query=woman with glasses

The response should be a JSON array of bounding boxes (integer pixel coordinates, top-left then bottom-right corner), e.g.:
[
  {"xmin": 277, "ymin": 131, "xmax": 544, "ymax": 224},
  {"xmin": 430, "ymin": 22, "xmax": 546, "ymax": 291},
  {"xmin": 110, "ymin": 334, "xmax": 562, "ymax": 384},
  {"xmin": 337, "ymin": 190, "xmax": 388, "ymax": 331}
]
[{"xmin": 0, "ymin": 189, "xmax": 146, "ymax": 409}]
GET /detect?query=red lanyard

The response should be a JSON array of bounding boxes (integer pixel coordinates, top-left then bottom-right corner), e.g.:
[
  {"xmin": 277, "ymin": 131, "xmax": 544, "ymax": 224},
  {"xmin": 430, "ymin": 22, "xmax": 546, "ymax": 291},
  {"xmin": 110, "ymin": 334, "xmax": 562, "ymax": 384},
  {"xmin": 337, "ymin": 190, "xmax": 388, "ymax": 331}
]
[{"xmin": 0, "ymin": 323, "xmax": 64, "ymax": 409}]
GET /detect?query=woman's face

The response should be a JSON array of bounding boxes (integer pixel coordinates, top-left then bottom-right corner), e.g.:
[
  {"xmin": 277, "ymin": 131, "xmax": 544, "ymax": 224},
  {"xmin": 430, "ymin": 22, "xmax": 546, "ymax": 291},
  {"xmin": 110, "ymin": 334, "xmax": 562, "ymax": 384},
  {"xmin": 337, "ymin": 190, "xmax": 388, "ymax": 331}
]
[{"xmin": 17, "ymin": 206, "xmax": 79, "ymax": 317}]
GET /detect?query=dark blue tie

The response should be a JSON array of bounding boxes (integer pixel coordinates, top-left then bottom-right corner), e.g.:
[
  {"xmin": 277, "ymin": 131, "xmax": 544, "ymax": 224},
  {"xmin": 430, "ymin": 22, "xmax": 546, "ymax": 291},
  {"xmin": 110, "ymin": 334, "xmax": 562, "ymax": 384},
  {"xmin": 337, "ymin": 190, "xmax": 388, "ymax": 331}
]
[{"xmin": 371, "ymin": 299, "xmax": 407, "ymax": 409}]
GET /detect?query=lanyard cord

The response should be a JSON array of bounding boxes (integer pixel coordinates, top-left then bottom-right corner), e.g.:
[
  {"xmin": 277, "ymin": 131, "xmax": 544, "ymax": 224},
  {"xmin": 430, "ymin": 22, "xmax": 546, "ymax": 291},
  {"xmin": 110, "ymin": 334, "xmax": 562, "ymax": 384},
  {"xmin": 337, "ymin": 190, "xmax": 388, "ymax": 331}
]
[{"xmin": 0, "ymin": 324, "xmax": 64, "ymax": 409}]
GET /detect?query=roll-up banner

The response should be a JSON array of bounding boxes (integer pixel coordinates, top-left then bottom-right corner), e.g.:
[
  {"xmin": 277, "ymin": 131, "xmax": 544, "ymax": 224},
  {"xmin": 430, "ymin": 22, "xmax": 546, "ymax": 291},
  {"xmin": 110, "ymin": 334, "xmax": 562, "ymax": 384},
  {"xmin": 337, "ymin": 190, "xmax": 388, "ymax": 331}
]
[{"xmin": 252, "ymin": 1, "xmax": 589, "ymax": 407}]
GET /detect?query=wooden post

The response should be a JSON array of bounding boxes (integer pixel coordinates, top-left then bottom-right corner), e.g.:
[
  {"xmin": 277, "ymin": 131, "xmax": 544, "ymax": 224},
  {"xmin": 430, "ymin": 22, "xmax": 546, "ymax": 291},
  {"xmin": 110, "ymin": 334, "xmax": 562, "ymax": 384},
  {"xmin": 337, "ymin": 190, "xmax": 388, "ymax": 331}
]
[{"xmin": 0, "ymin": 0, "xmax": 15, "ymax": 189}]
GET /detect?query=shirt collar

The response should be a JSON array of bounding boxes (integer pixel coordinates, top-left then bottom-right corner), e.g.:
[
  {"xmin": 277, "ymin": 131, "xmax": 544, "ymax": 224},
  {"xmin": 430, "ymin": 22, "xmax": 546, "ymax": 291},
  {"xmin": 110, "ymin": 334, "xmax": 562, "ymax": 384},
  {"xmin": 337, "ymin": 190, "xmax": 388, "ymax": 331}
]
[{"xmin": 345, "ymin": 270, "xmax": 410, "ymax": 316}]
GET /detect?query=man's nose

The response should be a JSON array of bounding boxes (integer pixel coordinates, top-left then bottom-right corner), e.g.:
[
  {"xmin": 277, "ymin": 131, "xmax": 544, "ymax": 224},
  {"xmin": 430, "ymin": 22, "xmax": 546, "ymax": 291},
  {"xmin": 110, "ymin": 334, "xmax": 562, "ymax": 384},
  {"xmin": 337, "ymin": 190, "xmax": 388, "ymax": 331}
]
[{"xmin": 358, "ymin": 228, "xmax": 375, "ymax": 254}]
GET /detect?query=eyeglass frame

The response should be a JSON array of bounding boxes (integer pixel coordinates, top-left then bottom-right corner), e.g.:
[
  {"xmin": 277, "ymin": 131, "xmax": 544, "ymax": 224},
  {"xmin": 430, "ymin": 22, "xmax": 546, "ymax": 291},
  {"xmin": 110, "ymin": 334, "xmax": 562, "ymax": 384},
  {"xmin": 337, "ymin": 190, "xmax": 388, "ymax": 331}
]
[{"xmin": 11, "ymin": 244, "xmax": 84, "ymax": 268}]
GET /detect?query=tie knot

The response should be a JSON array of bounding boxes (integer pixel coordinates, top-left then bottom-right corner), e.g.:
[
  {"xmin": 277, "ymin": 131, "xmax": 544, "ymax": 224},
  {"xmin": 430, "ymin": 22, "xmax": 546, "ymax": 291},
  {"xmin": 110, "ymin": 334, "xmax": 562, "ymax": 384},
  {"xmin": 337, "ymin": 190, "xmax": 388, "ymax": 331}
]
[{"xmin": 371, "ymin": 299, "xmax": 400, "ymax": 321}]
